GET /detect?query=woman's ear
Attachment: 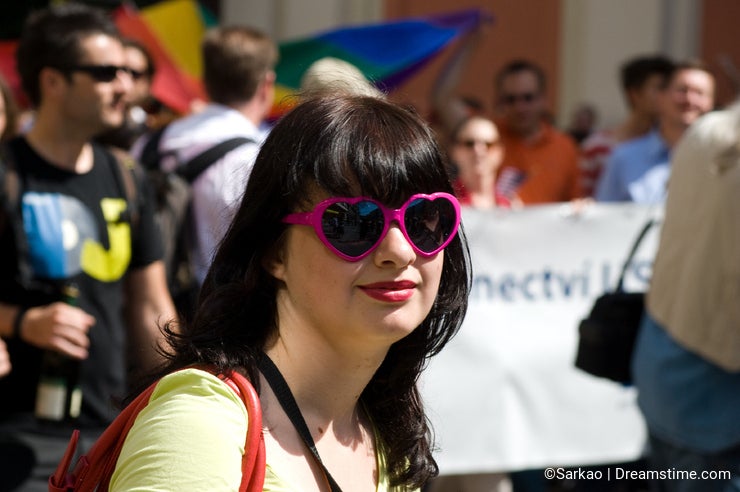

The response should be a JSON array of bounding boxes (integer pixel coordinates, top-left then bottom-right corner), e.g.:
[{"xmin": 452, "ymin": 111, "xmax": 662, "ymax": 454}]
[{"xmin": 262, "ymin": 244, "xmax": 286, "ymax": 281}]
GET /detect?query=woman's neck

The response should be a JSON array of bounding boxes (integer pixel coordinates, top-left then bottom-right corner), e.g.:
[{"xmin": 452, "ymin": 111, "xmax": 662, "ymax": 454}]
[
  {"xmin": 25, "ymin": 118, "xmax": 92, "ymax": 172},
  {"xmin": 263, "ymin": 334, "xmax": 384, "ymax": 434}
]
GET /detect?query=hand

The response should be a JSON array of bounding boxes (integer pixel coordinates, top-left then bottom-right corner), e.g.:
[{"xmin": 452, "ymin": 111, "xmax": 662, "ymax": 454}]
[
  {"xmin": 0, "ymin": 338, "xmax": 10, "ymax": 377},
  {"xmin": 18, "ymin": 303, "xmax": 96, "ymax": 360}
]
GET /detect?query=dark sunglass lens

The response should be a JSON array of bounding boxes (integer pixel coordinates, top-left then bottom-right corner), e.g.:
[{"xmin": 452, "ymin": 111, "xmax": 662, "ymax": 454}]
[
  {"xmin": 502, "ymin": 92, "xmax": 536, "ymax": 105},
  {"xmin": 461, "ymin": 139, "xmax": 497, "ymax": 150},
  {"xmin": 321, "ymin": 201, "xmax": 384, "ymax": 257},
  {"xmin": 404, "ymin": 197, "xmax": 457, "ymax": 253},
  {"xmin": 81, "ymin": 66, "xmax": 118, "ymax": 82}
]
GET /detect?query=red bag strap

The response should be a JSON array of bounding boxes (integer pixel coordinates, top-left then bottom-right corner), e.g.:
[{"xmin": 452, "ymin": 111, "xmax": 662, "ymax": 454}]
[
  {"xmin": 48, "ymin": 367, "xmax": 265, "ymax": 492},
  {"xmin": 69, "ymin": 380, "xmax": 160, "ymax": 491},
  {"xmin": 224, "ymin": 371, "xmax": 266, "ymax": 492}
]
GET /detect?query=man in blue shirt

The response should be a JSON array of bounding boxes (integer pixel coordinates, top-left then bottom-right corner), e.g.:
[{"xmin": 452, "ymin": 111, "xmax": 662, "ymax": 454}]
[{"xmin": 595, "ymin": 61, "xmax": 715, "ymax": 203}]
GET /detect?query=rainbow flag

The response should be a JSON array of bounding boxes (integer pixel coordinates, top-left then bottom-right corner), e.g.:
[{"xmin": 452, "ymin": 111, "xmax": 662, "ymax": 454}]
[{"xmin": 273, "ymin": 8, "xmax": 490, "ymax": 116}]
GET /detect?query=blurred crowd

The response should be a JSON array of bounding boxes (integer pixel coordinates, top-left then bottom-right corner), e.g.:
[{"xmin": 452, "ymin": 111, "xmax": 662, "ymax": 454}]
[{"xmin": 0, "ymin": 3, "xmax": 737, "ymax": 492}]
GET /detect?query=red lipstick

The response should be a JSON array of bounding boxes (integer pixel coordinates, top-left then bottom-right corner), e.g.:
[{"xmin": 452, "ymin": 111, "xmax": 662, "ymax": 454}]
[{"xmin": 359, "ymin": 280, "xmax": 417, "ymax": 302}]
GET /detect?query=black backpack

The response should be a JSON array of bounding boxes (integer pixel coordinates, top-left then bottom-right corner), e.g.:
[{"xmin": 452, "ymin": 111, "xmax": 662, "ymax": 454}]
[{"xmin": 136, "ymin": 127, "xmax": 253, "ymax": 317}]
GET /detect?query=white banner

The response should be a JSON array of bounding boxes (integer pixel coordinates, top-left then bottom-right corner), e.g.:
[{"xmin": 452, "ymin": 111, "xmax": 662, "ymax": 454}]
[{"xmin": 421, "ymin": 202, "xmax": 663, "ymax": 474}]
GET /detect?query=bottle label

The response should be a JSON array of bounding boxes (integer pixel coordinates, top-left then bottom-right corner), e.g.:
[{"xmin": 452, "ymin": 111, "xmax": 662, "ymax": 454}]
[
  {"xmin": 35, "ymin": 378, "xmax": 67, "ymax": 421},
  {"xmin": 69, "ymin": 386, "xmax": 82, "ymax": 419}
]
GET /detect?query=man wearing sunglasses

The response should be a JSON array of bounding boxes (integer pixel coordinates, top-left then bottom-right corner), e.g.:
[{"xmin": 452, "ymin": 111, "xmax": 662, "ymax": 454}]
[
  {"xmin": 0, "ymin": 3, "xmax": 176, "ymax": 489},
  {"xmin": 97, "ymin": 38, "xmax": 157, "ymax": 151},
  {"xmin": 493, "ymin": 59, "xmax": 582, "ymax": 204}
]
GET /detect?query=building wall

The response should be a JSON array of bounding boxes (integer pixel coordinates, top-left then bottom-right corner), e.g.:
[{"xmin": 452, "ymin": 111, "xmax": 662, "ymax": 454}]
[
  {"xmin": 222, "ymin": 0, "xmax": 381, "ymax": 40},
  {"xmin": 701, "ymin": 0, "xmax": 740, "ymax": 108}
]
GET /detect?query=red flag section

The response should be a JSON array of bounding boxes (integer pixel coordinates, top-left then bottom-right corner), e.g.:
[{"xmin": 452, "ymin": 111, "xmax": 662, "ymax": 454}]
[
  {"xmin": 113, "ymin": 3, "xmax": 204, "ymax": 114},
  {"xmin": 0, "ymin": 40, "xmax": 25, "ymax": 108}
]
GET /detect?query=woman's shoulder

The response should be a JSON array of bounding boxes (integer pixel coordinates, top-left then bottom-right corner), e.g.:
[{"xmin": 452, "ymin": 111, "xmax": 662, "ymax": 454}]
[{"xmin": 110, "ymin": 368, "xmax": 249, "ymax": 490}]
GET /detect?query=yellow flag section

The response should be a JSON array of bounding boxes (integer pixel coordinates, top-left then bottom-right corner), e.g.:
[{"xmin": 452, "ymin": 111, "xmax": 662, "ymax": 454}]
[{"xmin": 140, "ymin": 0, "xmax": 207, "ymax": 79}]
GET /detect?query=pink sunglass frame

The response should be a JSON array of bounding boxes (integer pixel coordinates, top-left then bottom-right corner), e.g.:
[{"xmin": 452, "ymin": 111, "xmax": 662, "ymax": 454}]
[{"xmin": 281, "ymin": 192, "xmax": 461, "ymax": 261}]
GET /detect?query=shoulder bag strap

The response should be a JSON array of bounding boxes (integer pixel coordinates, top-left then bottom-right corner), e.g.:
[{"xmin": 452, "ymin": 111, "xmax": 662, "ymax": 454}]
[
  {"xmin": 258, "ymin": 354, "xmax": 343, "ymax": 492},
  {"xmin": 106, "ymin": 146, "xmax": 141, "ymax": 230},
  {"xmin": 224, "ymin": 370, "xmax": 267, "ymax": 492},
  {"xmin": 138, "ymin": 125, "xmax": 168, "ymax": 171},
  {"xmin": 176, "ymin": 137, "xmax": 254, "ymax": 184},
  {"xmin": 615, "ymin": 218, "xmax": 656, "ymax": 292}
]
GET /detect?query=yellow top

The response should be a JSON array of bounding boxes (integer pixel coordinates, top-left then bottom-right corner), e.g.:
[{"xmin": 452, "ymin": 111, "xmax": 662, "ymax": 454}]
[{"xmin": 110, "ymin": 368, "xmax": 411, "ymax": 491}]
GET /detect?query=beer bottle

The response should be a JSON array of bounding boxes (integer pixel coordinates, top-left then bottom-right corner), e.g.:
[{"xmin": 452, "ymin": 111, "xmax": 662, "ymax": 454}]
[{"xmin": 34, "ymin": 283, "xmax": 83, "ymax": 422}]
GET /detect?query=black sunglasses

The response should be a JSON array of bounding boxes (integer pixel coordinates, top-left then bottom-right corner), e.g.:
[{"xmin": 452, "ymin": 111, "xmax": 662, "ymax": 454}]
[
  {"xmin": 61, "ymin": 64, "xmax": 133, "ymax": 83},
  {"xmin": 456, "ymin": 139, "xmax": 501, "ymax": 150},
  {"xmin": 501, "ymin": 92, "xmax": 538, "ymax": 105}
]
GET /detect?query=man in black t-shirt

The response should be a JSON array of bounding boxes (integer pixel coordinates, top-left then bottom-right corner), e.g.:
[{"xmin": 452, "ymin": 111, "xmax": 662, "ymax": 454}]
[{"xmin": 0, "ymin": 4, "xmax": 176, "ymax": 489}]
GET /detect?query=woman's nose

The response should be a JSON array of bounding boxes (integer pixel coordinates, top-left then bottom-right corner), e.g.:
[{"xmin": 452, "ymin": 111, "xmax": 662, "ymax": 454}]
[{"xmin": 372, "ymin": 223, "xmax": 415, "ymax": 267}]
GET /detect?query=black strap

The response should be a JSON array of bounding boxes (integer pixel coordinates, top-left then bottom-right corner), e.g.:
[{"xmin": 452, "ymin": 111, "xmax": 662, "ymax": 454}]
[
  {"xmin": 107, "ymin": 146, "xmax": 141, "ymax": 229},
  {"xmin": 138, "ymin": 125, "xmax": 168, "ymax": 171},
  {"xmin": 615, "ymin": 218, "xmax": 656, "ymax": 292},
  {"xmin": 258, "ymin": 355, "xmax": 343, "ymax": 492},
  {"xmin": 176, "ymin": 137, "xmax": 254, "ymax": 184}
]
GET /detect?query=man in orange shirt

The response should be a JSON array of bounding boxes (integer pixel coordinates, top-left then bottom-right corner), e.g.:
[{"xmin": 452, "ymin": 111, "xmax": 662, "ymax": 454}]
[{"xmin": 494, "ymin": 59, "xmax": 582, "ymax": 204}]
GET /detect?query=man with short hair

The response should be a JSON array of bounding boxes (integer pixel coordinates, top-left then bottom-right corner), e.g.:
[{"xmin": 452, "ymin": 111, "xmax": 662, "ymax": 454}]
[
  {"xmin": 595, "ymin": 60, "xmax": 715, "ymax": 203},
  {"xmin": 493, "ymin": 59, "xmax": 582, "ymax": 204},
  {"xmin": 579, "ymin": 55, "xmax": 675, "ymax": 196},
  {"xmin": 0, "ymin": 4, "xmax": 175, "ymax": 489},
  {"xmin": 143, "ymin": 25, "xmax": 277, "ymax": 285}
]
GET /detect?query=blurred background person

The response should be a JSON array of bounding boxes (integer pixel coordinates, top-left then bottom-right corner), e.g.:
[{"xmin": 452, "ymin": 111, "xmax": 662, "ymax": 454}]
[
  {"xmin": 493, "ymin": 59, "xmax": 582, "ymax": 205},
  {"xmin": 300, "ymin": 56, "xmax": 384, "ymax": 99},
  {"xmin": 565, "ymin": 102, "xmax": 598, "ymax": 144},
  {"xmin": 0, "ymin": 338, "xmax": 9, "ymax": 377},
  {"xmin": 449, "ymin": 115, "xmax": 514, "ymax": 209},
  {"xmin": 149, "ymin": 25, "xmax": 277, "ymax": 289},
  {"xmin": 0, "ymin": 73, "xmax": 20, "ymax": 141},
  {"xmin": 579, "ymin": 55, "xmax": 674, "ymax": 197},
  {"xmin": 595, "ymin": 60, "xmax": 715, "ymax": 203},
  {"xmin": 0, "ymin": 73, "xmax": 19, "ymax": 379}
]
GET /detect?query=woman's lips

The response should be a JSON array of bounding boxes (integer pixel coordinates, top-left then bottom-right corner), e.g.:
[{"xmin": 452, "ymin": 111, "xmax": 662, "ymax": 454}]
[{"xmin": 359, "ymin": 281, "xmax": 417, "ymax": 302}]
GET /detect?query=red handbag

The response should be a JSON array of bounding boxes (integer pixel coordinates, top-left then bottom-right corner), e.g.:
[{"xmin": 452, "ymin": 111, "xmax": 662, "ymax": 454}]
[{"xmin": 48, "ymin": 368, "xmax": 265, "ymax": 492}]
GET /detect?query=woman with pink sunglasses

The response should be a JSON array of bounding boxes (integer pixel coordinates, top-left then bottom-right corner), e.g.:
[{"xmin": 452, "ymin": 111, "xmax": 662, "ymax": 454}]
[{"xmin": 111, "ymin": 94, "xmax": 471, "ymax": 491}]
